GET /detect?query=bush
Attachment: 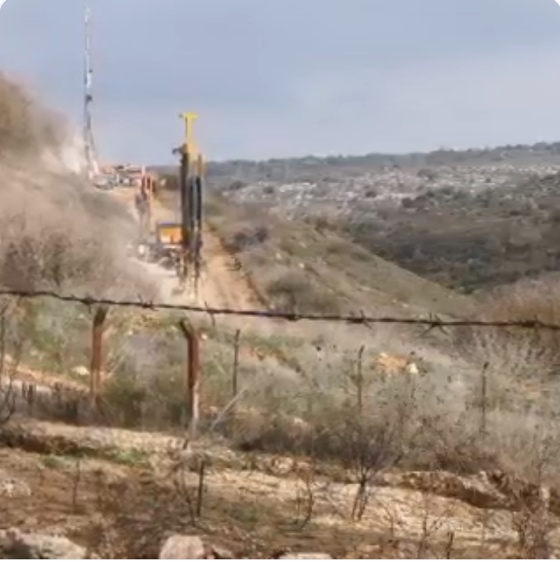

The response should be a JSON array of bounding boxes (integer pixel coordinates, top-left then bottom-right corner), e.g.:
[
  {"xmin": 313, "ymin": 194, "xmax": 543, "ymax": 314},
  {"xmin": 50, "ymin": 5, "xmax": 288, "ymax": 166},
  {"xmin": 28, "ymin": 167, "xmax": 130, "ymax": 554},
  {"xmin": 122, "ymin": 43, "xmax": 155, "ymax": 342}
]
[
  {"xmin": 224, "ymin": 225, "xmax": 270, "ymax": 254},
  {"xmin": 227, "ymin": 180, "xmax": 246, "ymax": 191},
  {"xmin": 0, "ymin": 206, "xmax": 152, "ymax": 299},
  {"xmin": 459, "ymin": 277, "xmax": 560, "ymax": 381},
  {"xmin": 102, "ymin": 370, "xmax": 184, "ymax": 429},
  {"xmin": 266, "ymin": 272, "xmax": 339, "ymax": 314},
  {"xmin": 224, "ymin": 342, "xmax": 557, "ymax": 480}
]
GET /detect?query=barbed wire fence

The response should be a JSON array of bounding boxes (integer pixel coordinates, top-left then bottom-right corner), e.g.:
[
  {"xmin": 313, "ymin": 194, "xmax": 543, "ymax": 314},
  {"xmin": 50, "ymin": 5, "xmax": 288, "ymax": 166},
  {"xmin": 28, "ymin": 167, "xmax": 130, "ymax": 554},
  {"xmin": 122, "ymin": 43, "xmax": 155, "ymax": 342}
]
[
  {"xmin": 0, "ymin": 286, "xmax": 558, "ymax": 449},
  {"xmin": 4, "ymin": 280, "xmax": 560, "ymax": 549},
  {"xmin": 0, "ymin": 288, "xmax": 558, "ymax": 329}
]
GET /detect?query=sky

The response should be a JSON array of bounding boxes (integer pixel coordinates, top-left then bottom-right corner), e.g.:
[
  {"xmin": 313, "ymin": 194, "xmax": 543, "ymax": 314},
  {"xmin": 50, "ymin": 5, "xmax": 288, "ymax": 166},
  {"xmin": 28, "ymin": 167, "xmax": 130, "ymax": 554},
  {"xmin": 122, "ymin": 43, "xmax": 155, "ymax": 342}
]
[{"xmin": 1, "ymin": 0, "xmax": 560, "ymax": 164}]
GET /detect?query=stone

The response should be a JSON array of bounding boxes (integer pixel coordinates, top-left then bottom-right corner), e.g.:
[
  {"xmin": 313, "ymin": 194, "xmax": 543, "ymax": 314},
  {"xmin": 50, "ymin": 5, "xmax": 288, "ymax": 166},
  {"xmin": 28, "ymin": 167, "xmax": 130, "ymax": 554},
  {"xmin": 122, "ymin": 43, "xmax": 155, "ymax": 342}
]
[
  {"xmin": 0, "ymin": 528, "xmax": 86, "ymax": 559},
  {"xmin": 208, "ymin": 544, "xmax": 235, "ymax": 559},
  {"xmin": 278, "ymin": 554, "xmax": 331, "ymax": 559},
  {"xmin": 158, "ymin": 535, "xmax": 205, "ymax": 559},
  {"xmin": 0, "ymin": 470, "xmax": 31, "ymax": 499},
  {"xmin": 72, "ymin": 366, "xmax": 89, "ymax": 378}
]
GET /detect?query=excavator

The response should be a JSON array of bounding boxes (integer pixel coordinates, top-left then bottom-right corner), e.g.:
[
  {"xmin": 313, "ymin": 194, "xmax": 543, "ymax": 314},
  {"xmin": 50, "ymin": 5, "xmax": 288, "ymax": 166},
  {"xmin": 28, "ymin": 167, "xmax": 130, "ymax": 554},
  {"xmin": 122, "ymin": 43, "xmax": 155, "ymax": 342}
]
[
  {"xmin": 136, "ymin": 112, "xmax": 204, "ymax": 296},
  {"xmin": 135, "ymin": 171, "xmax": 156, "ymax": 257}
]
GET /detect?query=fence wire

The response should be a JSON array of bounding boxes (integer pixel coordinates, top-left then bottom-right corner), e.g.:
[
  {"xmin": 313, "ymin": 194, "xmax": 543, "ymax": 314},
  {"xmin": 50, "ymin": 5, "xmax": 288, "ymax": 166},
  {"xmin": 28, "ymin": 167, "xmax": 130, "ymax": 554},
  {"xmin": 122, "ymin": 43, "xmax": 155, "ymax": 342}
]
[{"xmin": 0, "ymin": 288, "xmax": 557, "ymax": 331}]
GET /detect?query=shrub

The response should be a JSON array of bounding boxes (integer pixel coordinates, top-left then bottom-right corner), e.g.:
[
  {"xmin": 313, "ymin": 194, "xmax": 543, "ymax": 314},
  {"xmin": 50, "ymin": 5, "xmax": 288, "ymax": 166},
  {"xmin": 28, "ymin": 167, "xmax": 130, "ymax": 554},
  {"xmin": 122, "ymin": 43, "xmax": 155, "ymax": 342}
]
[
  {"xmin": 227, "ymin": 180, "xmax": 246, "ymax": 191},
  {"xmin": 459, "ymin": 277, "xmax": 560, "ymax": 381},
  {"xmin": 266, "ymin": 272, "xmax": 339, "ymax": 314},
  {"xmin": 224, "ymin": 225, "xmax": 270, "ymax": 254}
]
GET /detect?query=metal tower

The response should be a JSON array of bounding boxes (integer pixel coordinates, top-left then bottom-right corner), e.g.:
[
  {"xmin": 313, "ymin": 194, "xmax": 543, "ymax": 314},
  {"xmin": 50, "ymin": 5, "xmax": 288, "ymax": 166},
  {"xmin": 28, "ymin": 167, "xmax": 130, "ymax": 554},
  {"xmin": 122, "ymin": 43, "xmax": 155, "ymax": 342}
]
[{"xmin": 83, "ymin": 4, "xmax": 99, "ymax": 180}]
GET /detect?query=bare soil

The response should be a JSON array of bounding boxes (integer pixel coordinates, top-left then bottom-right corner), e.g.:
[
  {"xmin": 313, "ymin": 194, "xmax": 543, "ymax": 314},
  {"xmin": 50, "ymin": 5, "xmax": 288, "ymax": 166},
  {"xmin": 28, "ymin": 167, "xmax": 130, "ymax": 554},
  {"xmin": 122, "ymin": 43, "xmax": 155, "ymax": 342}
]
[{"xmin": 0, "ymin": 422, "xmax": 553, "ymax": 559}]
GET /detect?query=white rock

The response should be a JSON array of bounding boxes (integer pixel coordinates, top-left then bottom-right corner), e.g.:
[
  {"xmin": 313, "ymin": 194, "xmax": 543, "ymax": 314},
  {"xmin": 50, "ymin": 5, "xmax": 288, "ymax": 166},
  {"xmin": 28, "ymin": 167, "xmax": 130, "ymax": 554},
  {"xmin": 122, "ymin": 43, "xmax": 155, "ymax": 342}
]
[
  {"xmin": 0, "ymin": 529, "xmax": 86, "ymax": 559},
  {"xmin": 159, "ymin": 535, "xmax": 205, "ymax": 559},
  {"xmin": 72, "ymin": 366, "xmax": 89, "ymax": 378}
]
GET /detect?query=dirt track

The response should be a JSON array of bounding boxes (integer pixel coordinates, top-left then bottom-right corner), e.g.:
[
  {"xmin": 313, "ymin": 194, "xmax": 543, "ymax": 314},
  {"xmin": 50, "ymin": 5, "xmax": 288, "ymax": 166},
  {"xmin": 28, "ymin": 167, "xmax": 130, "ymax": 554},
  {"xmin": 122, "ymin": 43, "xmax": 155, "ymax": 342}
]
[{"xmin": 111, "ymin": 187, "xmax": 260, "ymax": 312}]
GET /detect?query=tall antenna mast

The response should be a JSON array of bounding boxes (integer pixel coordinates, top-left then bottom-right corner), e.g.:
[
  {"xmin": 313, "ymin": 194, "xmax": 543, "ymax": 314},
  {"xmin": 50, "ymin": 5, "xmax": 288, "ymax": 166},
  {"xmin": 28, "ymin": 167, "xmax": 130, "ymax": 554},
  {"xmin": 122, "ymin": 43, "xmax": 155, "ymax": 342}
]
[{"xmin": 83, "ymin": 4, "xmax": 99, "ymax": 181}]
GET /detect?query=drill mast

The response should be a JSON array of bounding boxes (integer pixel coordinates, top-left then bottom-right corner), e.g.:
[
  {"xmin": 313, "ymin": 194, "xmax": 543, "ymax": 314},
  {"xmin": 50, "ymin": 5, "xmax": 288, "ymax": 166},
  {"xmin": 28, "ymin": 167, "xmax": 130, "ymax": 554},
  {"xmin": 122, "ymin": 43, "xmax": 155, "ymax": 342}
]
[{"xmin": 174, "ymin": 112, "xmax": 204, "ymax": 299}]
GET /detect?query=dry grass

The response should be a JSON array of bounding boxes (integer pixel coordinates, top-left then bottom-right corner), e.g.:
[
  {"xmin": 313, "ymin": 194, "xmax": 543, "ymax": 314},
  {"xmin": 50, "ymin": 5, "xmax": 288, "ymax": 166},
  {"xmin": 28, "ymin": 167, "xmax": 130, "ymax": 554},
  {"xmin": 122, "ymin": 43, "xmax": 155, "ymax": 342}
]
[
  {"xmin": 2, "ymin": 277, "xmax": 560, "ymax": 555},
  {"xmin": 459, "ymin": 276, "xmax": 560, "ymax": 413},
  {"xmin": 4, "ymin": 324, "xmax": 560, "ymax": 558},
  {"xmin": 40, "ymin": 308, "xmax": 555, "ymax": 493},
  {"xmin": 472, "ymin": 276, "xmax": 560, "ymax": 351},
  {"xmin": 27, "ymin": 204, "xmax": 553, "ymax": 489}
]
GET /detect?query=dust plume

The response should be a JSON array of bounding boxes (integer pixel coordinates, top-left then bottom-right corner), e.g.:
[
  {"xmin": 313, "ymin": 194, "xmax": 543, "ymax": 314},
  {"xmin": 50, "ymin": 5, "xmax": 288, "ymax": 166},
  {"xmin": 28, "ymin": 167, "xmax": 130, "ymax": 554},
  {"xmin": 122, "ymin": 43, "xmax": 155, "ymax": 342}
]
[{"xmin": 0, "ymin": 72, "xmax": 155, "ymax": 301}]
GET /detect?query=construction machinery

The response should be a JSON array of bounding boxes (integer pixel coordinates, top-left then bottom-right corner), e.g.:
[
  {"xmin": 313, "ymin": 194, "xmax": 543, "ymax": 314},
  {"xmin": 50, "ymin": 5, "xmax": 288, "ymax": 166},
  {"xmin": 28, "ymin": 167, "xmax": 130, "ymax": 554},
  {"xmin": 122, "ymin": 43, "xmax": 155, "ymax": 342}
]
[
  {"xmin": 135, "ymin": 168, "xmax": 165, "ymax": 258},
  {"xmin": 139, "ymin": 221, "xmax": 185, "ymax": 269},
  {"xmin": 135, "ymin": 113, "xmax": 204, "ymax": 297},
  {"xmin": 172, "ymin": 112, "xmax": 204, "ymax": 296}
]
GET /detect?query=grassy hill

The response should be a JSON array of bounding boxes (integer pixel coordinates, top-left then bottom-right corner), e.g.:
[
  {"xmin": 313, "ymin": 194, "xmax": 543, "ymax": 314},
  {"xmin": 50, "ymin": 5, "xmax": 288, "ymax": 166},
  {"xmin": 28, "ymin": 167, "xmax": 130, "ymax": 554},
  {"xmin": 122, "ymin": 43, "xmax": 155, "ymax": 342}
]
[{"xmin": 202, "ymin": 193, "xmax": 474, "ymax": 320}]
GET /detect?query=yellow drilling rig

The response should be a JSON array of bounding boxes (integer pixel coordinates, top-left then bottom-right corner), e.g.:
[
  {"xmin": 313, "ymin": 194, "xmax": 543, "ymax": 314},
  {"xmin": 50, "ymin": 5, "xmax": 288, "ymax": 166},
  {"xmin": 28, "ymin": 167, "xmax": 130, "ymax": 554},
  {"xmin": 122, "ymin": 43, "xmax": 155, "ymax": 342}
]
[
  {"xmin": 174, "ymin": 112, "xmax": 204, "ymax": 297},
  {"xmin": 135, "ymin": 113, "xmax": 204, "ymax": 298},
  {"xmin": 137, "ymin": 113, "xmax": 204, "ymax": 296}
]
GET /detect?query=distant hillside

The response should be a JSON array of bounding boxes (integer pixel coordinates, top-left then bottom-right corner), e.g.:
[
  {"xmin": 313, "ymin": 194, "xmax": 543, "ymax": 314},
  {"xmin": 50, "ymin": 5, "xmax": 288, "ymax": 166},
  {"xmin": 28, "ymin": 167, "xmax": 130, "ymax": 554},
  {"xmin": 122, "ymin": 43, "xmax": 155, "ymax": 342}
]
[
  {"xmin": 152, "ymin": 139, "xmax": 560, "ymax": 297},
  {"xmin": 151, "ymin": 139, "xmax": 560, "ymax": 187}
]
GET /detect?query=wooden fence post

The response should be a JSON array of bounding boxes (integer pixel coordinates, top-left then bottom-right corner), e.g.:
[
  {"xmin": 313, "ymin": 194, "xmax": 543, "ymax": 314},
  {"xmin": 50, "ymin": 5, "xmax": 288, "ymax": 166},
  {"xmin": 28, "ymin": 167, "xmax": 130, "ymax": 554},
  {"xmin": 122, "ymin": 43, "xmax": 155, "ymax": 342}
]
[
  {"xmin": 480, "ymin": 361, "xmax": 489, "ymax": 438},
  {"xmin": 356, "ymin": 345, "xmax": 365, "ymax": 414},
  {"xmin": 90, "ymin": 305, "xmax": 109, "ymax": 410},
  {"xmin": 179, "ymin": 319, "xmax": 201, "ymax": 441},
  {"xmin": 232, "ymin": 330, "xmax": 241, "ymax": 399}
]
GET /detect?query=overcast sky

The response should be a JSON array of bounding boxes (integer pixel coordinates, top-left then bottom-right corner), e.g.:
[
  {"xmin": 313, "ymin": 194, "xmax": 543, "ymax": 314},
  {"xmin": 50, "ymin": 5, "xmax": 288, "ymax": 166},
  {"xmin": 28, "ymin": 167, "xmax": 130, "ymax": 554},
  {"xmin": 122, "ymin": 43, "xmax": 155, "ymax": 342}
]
[{"xmin": 1, "ymin": 0, "xmax": 560, "ymax": 163}]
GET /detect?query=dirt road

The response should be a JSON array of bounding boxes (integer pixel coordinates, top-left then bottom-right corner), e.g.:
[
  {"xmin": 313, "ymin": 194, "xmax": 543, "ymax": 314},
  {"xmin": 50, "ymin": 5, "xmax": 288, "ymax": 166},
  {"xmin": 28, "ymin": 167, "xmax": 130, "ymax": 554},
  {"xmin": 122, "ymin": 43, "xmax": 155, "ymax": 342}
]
[{"xmin": 111, "ymin": 187, "xmax": 260, "ymax": 312}]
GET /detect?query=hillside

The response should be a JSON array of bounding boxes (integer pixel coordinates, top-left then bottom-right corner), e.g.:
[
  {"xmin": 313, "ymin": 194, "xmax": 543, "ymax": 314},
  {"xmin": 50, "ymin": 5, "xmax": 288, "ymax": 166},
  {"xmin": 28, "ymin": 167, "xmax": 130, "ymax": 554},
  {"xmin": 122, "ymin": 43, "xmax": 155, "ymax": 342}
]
[
  {"xmin": 200, "ymin": 146, "xmax": 560, "ymax": 294},
  {"xmin": 152, "ymin": 140, "xmax": 560, "ymax": 185},
  {"xmin": 201, "ymin": 192, "xmax": 472, "ymax": 320}
]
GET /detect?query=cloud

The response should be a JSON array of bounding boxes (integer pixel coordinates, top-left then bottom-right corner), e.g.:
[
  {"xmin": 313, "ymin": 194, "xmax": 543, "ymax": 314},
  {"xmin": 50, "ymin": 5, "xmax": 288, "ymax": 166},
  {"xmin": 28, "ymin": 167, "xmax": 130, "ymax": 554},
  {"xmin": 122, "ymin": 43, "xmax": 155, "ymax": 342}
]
[{"xmin": 1, "ymin": 0, "xmax": 559, "ymax": 162}]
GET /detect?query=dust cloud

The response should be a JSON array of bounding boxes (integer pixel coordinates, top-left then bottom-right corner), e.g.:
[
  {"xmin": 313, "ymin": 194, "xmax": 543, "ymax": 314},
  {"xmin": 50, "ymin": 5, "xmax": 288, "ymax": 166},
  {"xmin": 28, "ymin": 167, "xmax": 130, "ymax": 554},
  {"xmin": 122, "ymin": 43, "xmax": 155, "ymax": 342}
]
[{"xmin": 0, "ymin": 72, "xmax": 155, "ymax": 301}]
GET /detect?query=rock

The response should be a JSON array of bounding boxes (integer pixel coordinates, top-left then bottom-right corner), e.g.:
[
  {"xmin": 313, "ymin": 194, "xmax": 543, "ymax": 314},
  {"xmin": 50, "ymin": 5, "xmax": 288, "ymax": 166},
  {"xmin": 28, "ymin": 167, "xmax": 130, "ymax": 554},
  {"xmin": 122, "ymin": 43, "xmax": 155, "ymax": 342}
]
[
  {"xmin": 278, "ymin": 554, "xmax": 331, "ymax": 559},
  {"xmin": 0, "ymin": 470, "xmax": 31, "ymax": 498},
  {"xmin": 0, "ymin": 528, "xmax": 86, "ymax": 559},
  {"xmin": 159, "ymin": 535, "xmax": 205, "ymax": 559},
  {"xmin": 208, "ymin": 544, "xmax": 234, "ymax": 559},
  {"xmin": 72, "ymin": 366, "xmax": 89, "ymax": 378}
]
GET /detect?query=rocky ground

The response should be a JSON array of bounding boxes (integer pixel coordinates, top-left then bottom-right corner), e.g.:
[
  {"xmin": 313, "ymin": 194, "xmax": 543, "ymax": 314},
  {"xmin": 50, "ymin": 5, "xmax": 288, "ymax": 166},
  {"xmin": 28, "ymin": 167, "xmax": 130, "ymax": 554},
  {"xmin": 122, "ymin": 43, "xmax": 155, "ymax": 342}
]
[{"xmin": 0, "ymin": 414, "xmax": 559, "ymax": 559}]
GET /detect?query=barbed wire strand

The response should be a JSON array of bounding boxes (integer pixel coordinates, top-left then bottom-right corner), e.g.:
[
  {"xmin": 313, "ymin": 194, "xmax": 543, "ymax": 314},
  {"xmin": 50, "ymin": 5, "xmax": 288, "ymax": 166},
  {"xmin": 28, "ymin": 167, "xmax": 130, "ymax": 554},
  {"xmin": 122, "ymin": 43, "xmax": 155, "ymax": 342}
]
[{"xmin": 0, "ymin": 288, "xmax": 556, "ymax": 331}]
